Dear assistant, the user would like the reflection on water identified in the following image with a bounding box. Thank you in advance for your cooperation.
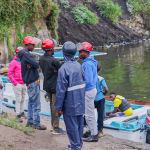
[95,41,150,101]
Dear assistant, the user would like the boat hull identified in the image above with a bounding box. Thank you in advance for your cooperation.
[103,128,146,143]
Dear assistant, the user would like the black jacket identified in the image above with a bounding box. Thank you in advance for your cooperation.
[18,50,39,85]
[39,53,61,94]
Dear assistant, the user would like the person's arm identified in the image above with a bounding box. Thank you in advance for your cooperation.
[55,67,68,114]
[25,53,39,69]
[101,79,108,95]
[7,61,18,86]
[83,63,93,87]
[106,107,118,116]
[53,59,61,70]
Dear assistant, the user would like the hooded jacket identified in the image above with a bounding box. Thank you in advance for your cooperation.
[7,55,25,86]
[18,50,39,85]
[82,56,98,91]
[39,53,61,94]
[55,55,85,116]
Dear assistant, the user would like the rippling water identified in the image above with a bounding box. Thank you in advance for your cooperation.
[95,41,150,101]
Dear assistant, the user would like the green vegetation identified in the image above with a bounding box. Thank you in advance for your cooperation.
[71,3,99,24]
[0,116,34,134]
[128,0,150,29]
[8,142,14,147]
[0,0,60,54]
[96,0,122,23]
[46,2,60,41]
[60,0,70,8]
[85,0,91,2]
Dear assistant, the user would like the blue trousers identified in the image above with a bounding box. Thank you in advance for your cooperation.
[63,114,84,150]
[94,98,105,132]
[27,82,41,125]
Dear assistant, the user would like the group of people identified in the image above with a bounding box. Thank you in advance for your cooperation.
[0,36,134,150]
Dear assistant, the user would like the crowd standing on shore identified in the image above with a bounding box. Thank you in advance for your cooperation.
[0,36,133,150]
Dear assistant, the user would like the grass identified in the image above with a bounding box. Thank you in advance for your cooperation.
[96,0,122,23]
[60,0,70,8]
[0,116,34,134]
[8,142,14,147]
[71,3,99,24]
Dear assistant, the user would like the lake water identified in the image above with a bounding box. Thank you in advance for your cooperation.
[1,41,150,101]
[94,41,150,101]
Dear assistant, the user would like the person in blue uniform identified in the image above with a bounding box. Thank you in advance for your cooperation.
[55,41,85,150]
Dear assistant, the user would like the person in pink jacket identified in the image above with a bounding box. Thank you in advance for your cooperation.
[8,47,27,122]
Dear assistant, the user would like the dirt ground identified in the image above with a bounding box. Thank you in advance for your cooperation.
[0,112,150,150]
[58,0,142,46]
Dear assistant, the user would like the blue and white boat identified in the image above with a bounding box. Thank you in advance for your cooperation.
[101,100,149,143]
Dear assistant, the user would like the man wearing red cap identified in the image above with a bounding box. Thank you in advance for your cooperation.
[18,36,46,130]
[39,39,66,134]
[8,47,26,122]
[78,42,98,142]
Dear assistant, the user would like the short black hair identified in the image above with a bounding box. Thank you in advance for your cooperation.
[109,92,116,95]
[97,63,101,72]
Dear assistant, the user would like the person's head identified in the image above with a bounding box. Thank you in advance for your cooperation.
[97,63,101,73]
[109,92,116,101]
[62,41,77,57]
[23,36,37,51]
[15,46,23,55]
[41,39,55,55]
[77,42,92,59]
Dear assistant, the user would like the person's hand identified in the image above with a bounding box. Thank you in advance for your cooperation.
[106,112,110,116]
[27,64,33,68]
[58,110,63,115]
[0,84,3,89]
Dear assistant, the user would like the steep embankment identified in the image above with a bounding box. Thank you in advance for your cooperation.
[58,0,142,46]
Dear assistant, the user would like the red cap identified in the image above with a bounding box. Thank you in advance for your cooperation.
[23,36,37,45]
[15,46,23,53]
[41,39,54,51]
[77,42,92,52]
[81,42,92,52]
[15,49,20,53]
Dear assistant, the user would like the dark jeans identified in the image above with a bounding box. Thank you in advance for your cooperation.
[94,98,105,132]
[64,114,84,150]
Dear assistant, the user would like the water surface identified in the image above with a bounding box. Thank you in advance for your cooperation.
[95,41,150,101]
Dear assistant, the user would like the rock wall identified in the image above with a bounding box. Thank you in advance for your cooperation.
[120,15,149,37]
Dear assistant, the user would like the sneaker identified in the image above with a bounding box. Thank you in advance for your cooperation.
[50,126,54,132]
[64,145,73,150]
[82,135,98,142]
[34,124,47,130]
[98,130,105,138]
[83,130,91,138]
[52,128,66,135]
[20,112,27,119]
[17,115,23,123]
[26,122,34,127]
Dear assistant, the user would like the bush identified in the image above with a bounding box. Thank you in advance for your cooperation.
[46,2,60,41]
[128,0,150,29]
[96,0,122,23]
[60,0,70,8]
[71,3,99,24]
